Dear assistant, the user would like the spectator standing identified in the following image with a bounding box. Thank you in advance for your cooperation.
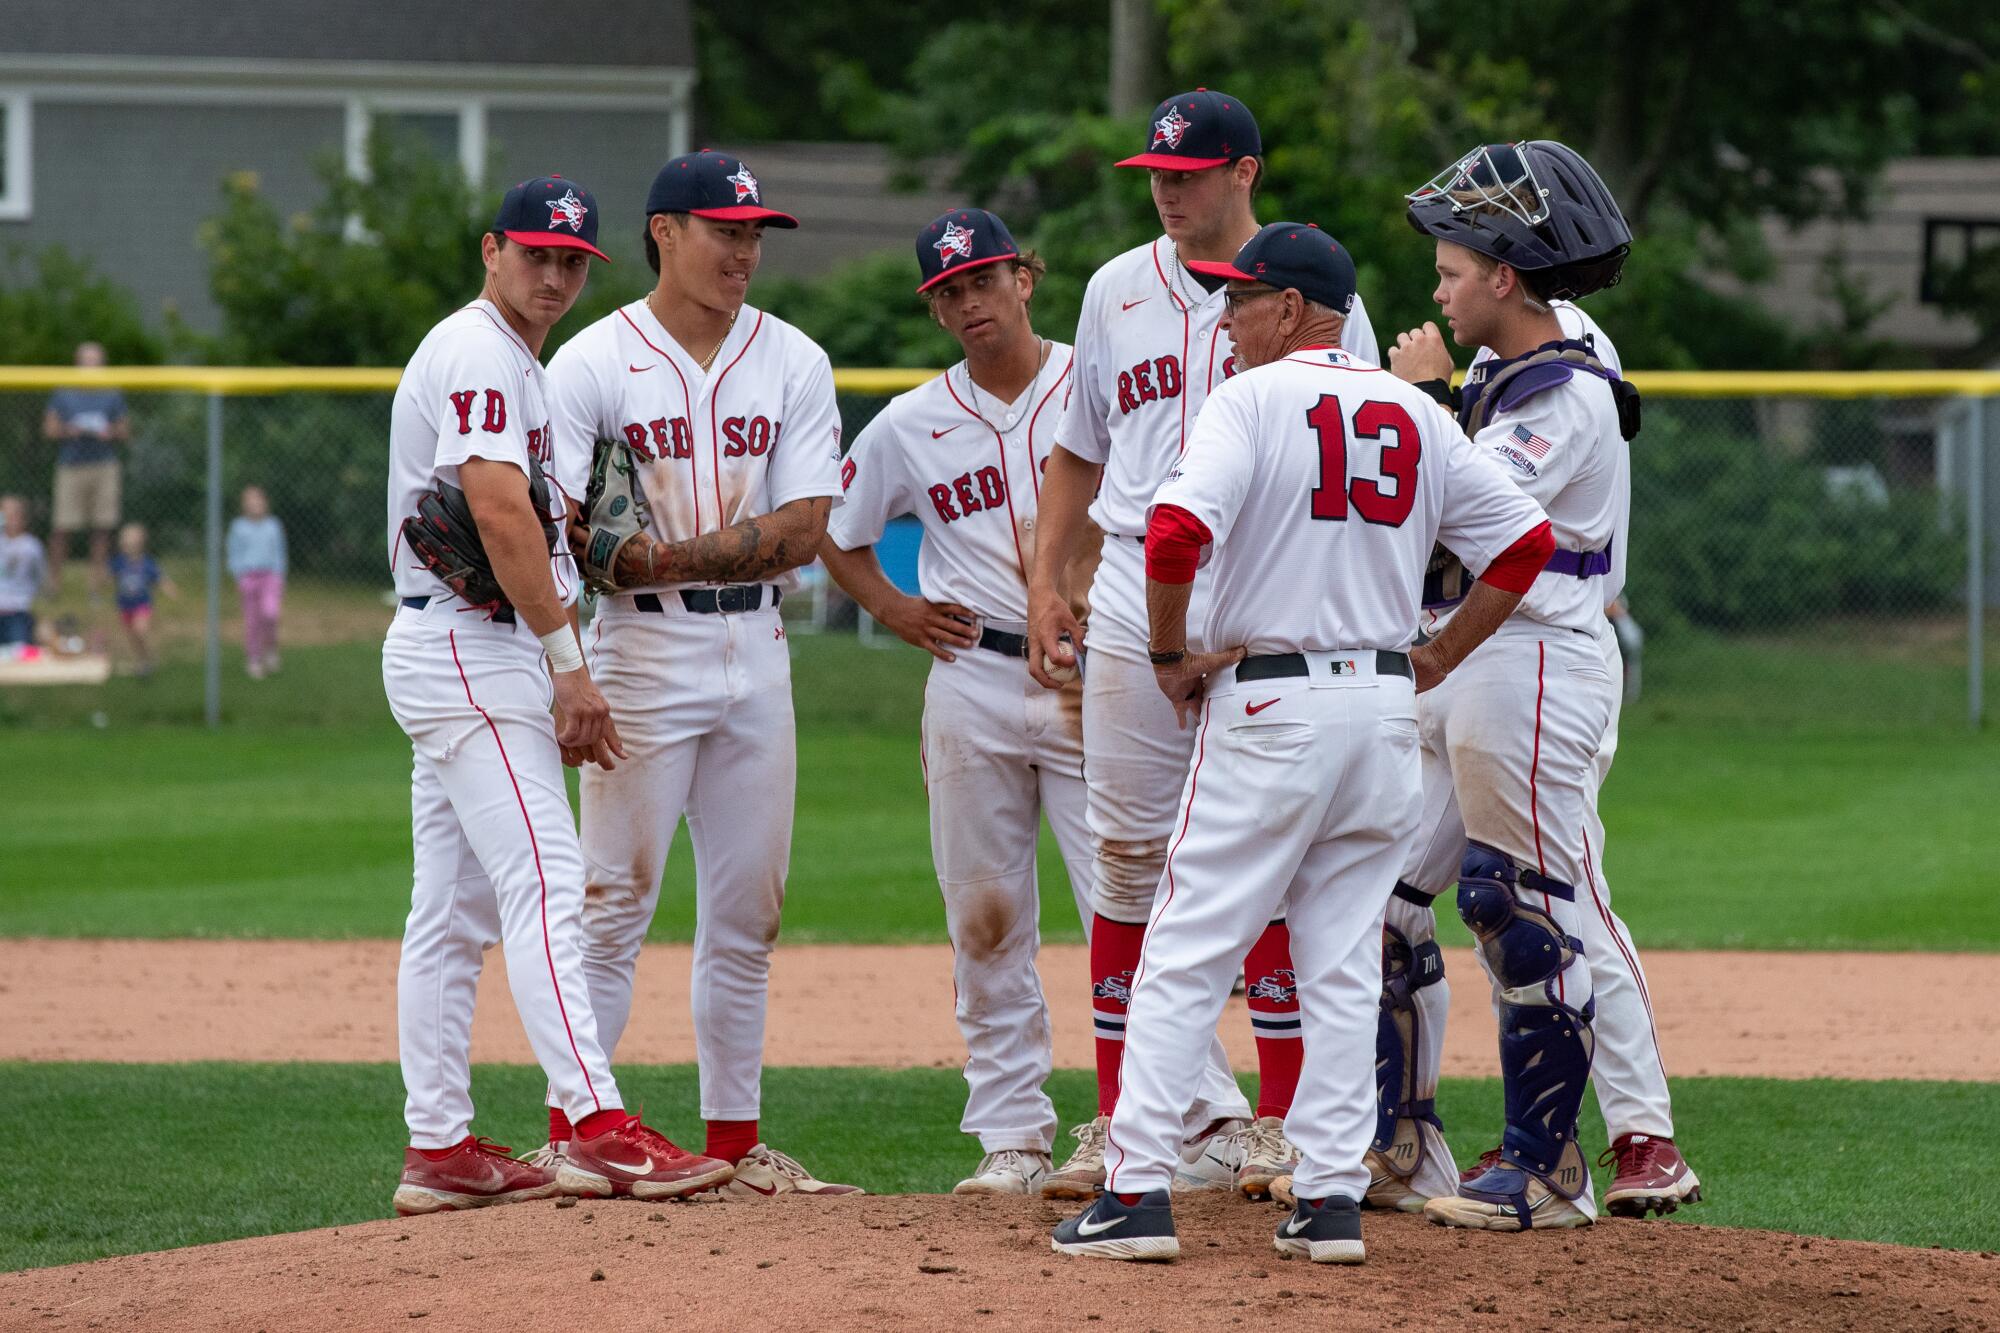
[108,522,174,677]
[43,342,131,595]
[0,495,47,648]
[228,484,288,678]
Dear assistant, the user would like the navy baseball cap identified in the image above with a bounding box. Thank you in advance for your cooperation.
[1185,221,1357,314]
[645,150,799,228]
[1116,88,1262,171]
[915,208,1021,293]
[494,175,611,261]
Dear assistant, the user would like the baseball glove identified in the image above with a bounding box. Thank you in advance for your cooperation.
[576,435,655,594]
[400,457,560,613]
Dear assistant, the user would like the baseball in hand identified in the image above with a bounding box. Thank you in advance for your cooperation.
[1042,653,1079,685]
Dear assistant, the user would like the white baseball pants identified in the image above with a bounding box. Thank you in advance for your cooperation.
[1103,657,1422,1200]
[384,602,621,1148]
[568,594,796,1121]
[922,633,1094,1153]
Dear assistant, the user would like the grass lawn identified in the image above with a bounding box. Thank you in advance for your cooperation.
[3,629,1997,948]
[2,1062,1995,1272]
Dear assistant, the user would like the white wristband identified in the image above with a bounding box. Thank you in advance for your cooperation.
[540,626,585,674]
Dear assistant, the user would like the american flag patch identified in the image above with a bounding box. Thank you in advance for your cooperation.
[1511,424,1552,459]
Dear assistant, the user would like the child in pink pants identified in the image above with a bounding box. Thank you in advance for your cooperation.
[226,485,287,678]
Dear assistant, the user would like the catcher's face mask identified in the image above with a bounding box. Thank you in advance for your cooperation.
[1407,143,1552,229]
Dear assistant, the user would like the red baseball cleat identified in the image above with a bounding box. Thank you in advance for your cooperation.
[1600,1134,1703,1217]
[558,1114,736,1201]
[393,1136,562,1216]
[1458,1145,1503,1184]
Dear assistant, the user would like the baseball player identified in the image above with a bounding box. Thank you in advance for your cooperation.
[1050,222,1555,1263]
[385,176,736,1216]
[538,150,859,1198]
[1366,141,1639,1232]
[819,208,1091,1196]
[1024,89,1382,1202]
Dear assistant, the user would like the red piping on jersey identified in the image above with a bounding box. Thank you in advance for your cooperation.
[1281,351,1383,373]
[1583,822,1668,1085]
[450,628,601,1113]
[1150,241,1196,457]
[471,303,537,365]
[1105,695,1211,1193]
[942,369,1029,586]
[617,305,699,532]
[707,310,766,532]
[1023,351,1074,503]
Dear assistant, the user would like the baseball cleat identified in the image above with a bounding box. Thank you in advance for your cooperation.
[1173,1117,1249,1193]
[393,1136,563,1216]
[1424,1161,1592,1232]
[558,1114,735,1201]
[1051,1189,1179,1261]
[515,1140,567,1170]
[701,1143,864,1199]
[1459,1145,1504,1184]
[1600,1134,1702,1217]
[1040,1115,1110,1200]
[1273,1194,1366,1264]
[1235,1116,1300,1200]
[1269,1173,1296,1208]
[1361,1147,1430,1213]
[954,1149,1052,1196]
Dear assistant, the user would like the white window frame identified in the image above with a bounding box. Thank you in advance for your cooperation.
[343,96,485,188]
[0,93,32,221]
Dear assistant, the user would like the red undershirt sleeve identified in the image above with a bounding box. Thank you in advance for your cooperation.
[1477,520,1556,594]
[1144,504,1213,584]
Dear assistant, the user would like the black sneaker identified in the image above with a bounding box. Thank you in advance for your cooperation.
[1274,1193,1365,1264]
[1050,1188,1179,1261]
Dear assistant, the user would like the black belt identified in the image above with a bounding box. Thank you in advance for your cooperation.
[401,594,513,625]
[978,626,1028,658]
[1236,650,1411,681]
[632,586,781,614]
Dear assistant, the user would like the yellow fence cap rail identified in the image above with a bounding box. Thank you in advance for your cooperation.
[0,366,402,394]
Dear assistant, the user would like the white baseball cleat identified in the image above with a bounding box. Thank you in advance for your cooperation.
[954,1149,1052,1196]
[701,1143,865,1199]
[1235,1116,1300,1200]
[1362,1147,1431,1213]
[1040,1116,1111,1200]
[1172,1118,1249,1192]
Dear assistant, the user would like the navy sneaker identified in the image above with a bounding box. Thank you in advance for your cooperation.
[1050,1188,1179,1261]
[1273,1193,1365,1264]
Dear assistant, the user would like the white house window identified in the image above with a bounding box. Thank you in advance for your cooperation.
[0,94,32,222]
[344,99,486,187]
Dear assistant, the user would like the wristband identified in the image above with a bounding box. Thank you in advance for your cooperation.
[540,626,585,674]
[1149,648,1187,667]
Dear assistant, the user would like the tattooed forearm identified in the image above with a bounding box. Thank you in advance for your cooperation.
[615,496,830,587]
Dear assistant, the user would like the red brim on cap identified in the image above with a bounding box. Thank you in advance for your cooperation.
[1182,258,1258,283]
[690,206,801,229]
[915,251,1020,294]
[1114,152,1232,170]
[503,230,613,262]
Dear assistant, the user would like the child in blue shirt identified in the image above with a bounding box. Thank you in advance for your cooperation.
[108,522,175,677]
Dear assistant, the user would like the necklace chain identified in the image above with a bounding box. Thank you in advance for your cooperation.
[962,339,1050,431]
[648,291,739,372]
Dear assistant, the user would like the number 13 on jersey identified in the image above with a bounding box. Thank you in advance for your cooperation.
[1307,394,1420,527]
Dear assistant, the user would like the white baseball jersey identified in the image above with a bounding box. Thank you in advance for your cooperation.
[546,299,844,593]
[1059,235,1380,539]
[1151,348,1548,656]
[387,300,579,605]
[827,343,1075,621]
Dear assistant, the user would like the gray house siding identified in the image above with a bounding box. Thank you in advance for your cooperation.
[4,101,341,331]
[486,109,684,268]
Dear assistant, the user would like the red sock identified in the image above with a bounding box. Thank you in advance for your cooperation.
[705,1119,759,1163]
[549,1107,573,1143]
[574,1108,627,1140]
[1114,1192,1147,1206]
[1244,919,1303,1120]
[414,1135,473,1162]
[1091,914,1147,1117]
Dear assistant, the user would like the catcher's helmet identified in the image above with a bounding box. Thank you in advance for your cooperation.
[1406,141,1630,300]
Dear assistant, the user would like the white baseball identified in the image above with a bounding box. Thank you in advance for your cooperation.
[1042,653,1079,685]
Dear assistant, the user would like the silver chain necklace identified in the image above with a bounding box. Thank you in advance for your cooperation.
[961,338,1051,433]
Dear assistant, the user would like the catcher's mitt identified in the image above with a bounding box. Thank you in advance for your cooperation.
[401,457,560,613]
[577,435,656,594]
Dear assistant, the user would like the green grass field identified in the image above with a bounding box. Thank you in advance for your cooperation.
[4,1063,1995,1272]
[2,630,1995,948]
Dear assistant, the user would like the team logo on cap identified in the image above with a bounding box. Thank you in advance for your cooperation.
[1152,107,1191,149]
[546,188,589,232]
[726,165,761,203]
[933,220,976,268]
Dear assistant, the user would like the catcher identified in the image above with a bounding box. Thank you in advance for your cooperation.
[385,174,743,1218]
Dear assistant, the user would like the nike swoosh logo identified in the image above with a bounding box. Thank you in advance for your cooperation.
[1246,698,1279,715]
[1283,1215,1313,1236]
[629,364,654,374]
[739,1179,777,1196]
[1076,1213,1128,1237]
[605,1154,653,1175]
[932,425,962,439]
[1122,299,1150,311]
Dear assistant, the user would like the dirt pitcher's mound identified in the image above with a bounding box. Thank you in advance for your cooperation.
[5,1195,1995,1333]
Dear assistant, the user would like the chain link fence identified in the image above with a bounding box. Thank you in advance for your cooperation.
[0,371,1991,729]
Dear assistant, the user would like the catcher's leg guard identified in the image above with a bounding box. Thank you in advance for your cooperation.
[1373,892,1446,1179]
[1453,841,1595,1226]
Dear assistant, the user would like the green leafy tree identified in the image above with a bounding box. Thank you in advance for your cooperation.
[0,246,162,366]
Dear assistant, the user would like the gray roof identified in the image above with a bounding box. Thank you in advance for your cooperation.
[6,0,693,69]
